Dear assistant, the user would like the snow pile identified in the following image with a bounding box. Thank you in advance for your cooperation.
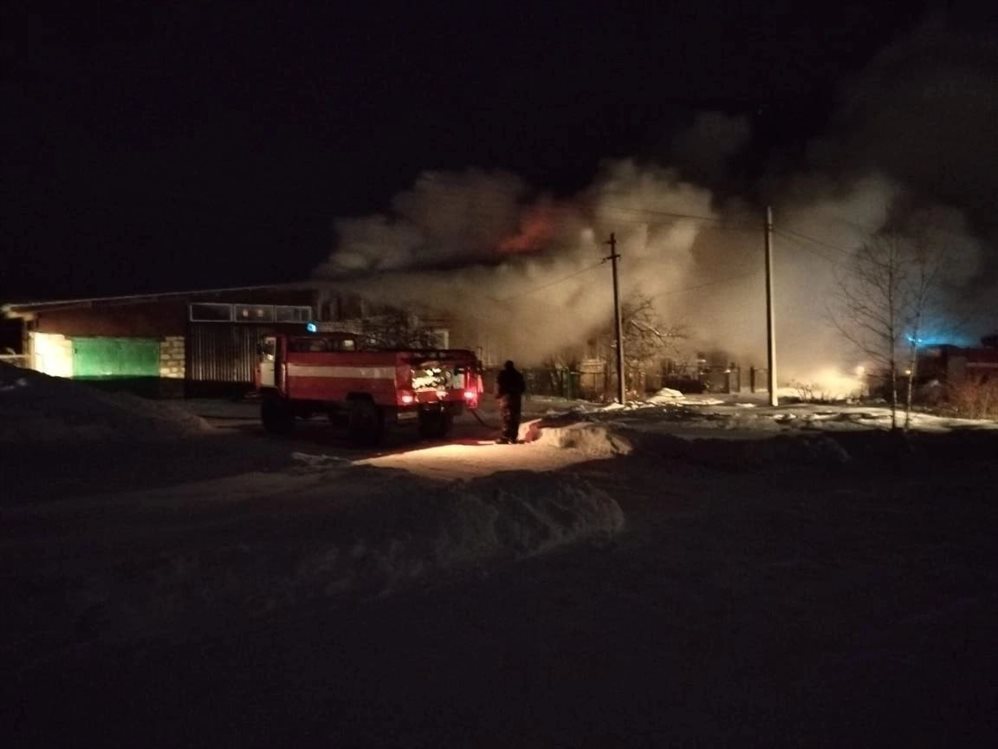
[773,406,998,433]
[585,427,853,469]
[531,394,998,444]
[0,363,211,443]
[645,387,685,404]
[524,418,634,456]
[723,433,853,467]
[512,396,995,472]
[5,470,624,654]
[295,471,625,592]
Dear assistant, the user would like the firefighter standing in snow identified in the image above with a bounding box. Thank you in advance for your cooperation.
[495,360,526,443]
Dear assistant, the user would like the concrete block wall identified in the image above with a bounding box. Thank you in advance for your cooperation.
[159,336,186,379]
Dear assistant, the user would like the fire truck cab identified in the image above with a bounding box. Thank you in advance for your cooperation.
[255,329,482,446]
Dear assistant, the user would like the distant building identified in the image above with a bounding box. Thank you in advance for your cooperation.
[1,284,467,396]
[917,335,998,384]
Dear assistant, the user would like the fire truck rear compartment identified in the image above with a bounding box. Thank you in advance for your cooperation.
[409,361,470,391]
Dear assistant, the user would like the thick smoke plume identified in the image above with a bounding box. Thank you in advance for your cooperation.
[314,16,997,388]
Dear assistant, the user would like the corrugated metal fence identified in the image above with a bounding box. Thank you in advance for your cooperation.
[186,324,260,384]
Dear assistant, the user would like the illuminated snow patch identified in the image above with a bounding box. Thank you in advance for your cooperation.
[645,388,685,404]
[525,420,634,456]
[290,452,351,471]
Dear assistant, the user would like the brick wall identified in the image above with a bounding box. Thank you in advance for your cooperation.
[159,336,186,379]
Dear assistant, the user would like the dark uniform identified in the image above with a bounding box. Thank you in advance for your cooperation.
[495,360,526,443]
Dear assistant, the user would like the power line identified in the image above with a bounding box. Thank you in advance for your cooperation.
[494,260,761,305]
[820,213,880,235]
[596,206,759,232]
[381,179,725,223]
[597,204,759,230]
[492,261,605,302]
[595,204,725,223]
[650,270,763,299]
[772,233,847,266]
[774,227,856,257]
[822,210,998,246]
[776,236,842,265]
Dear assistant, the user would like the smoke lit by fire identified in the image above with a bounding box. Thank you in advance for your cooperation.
[313,18,998,391]
[497,201,561,255]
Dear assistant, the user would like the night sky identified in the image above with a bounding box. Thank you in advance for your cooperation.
[0,1,982,301]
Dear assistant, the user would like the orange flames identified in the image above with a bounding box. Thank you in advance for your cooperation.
[498,202,560,255]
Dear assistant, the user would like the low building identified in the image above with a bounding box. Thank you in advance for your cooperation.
[2,284,469,397]
[917,335,998,384]
[3,285,322,396]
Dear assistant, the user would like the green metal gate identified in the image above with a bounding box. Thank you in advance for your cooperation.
[72,337,160,378]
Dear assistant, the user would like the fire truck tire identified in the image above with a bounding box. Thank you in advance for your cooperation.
[261,398,295,434]
[348,400,383,446]
[418,410,452,439]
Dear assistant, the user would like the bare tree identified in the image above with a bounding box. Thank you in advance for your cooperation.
[597,294,687,398]
[899,235,945,428]
[361,309,443,349]
[832,230,944,430]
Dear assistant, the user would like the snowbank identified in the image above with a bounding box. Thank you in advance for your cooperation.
[4,469,624,655]
[524,395,996,469]
[637,431,853,468]
[524,418,634,457]
[531,393,998,443]
[302,471,625,589]
[645,387,685,404]
[522,408,851,467]
[0,363,211,443]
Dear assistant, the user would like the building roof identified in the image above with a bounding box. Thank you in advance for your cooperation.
[2,282,315,317]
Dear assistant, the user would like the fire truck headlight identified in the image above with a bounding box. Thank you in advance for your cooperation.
[400,393,415,405]
[464,390,477,400]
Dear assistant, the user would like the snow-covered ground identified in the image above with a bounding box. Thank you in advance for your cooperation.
[1,370,624,663]
[0,362,211,443]
[535,387,998,439]
[3,371,997,746]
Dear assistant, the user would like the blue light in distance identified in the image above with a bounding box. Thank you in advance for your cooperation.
[905,323,975,348]
[306,321,318,333]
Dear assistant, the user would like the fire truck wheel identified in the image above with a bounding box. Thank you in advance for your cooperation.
[348,400,383,446]
[418,410,452,439]
[261,398,295,435]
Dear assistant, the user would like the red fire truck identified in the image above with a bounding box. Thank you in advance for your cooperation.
[255,329,482,445]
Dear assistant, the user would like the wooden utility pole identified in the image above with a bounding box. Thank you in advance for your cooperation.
[765,206,778,406]
[606,232,626,405]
